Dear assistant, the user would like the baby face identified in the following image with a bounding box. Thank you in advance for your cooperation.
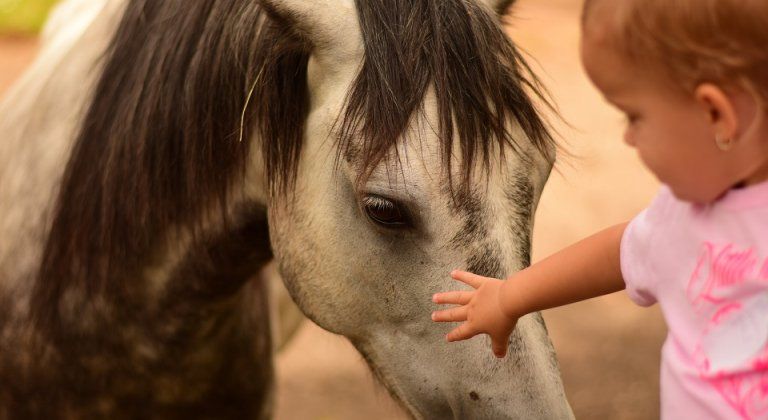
[579,21,746,204]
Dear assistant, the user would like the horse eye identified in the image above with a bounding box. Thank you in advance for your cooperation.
[362,195,410,228]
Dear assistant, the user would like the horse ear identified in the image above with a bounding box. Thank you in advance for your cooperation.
[259,0,359,56]
[480,0,517,16]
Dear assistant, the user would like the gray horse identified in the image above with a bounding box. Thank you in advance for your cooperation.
[0,0,573,418]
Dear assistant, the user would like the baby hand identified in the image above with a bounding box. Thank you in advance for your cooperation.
[431,270,519,358]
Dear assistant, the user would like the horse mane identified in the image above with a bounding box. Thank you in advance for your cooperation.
[33,0,309,325]
[33,0,554,325]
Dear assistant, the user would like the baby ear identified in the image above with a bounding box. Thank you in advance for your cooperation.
[258,0,360,57]
[695,83,740,148]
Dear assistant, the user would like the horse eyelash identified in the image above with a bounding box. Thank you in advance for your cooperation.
[362,195,394,210]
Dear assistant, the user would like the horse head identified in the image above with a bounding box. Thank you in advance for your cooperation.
[260,0,572,417]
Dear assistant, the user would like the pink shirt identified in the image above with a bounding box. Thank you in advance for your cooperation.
[621,183,768,420]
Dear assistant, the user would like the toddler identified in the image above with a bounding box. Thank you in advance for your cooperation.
[432,0,768,418]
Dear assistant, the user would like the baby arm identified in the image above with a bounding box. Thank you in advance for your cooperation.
[432,222,628,358]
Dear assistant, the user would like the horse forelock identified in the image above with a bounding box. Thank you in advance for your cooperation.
[33,0,554,327]
[339,0,555,197]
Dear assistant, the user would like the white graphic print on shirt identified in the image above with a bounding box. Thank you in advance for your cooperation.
[687,241,768,419]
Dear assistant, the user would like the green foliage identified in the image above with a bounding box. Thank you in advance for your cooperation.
[0,0,59,34]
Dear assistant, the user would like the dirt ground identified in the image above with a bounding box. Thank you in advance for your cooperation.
[0,1,666,418]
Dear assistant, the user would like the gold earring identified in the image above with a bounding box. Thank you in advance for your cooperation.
[715,133,734,151]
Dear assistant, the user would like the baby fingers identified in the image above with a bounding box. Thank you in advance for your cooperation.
[446,323,478,342]
[450,270,489,289]
[432,291,474,305]
[431,306,468,323]
[491,337,509,358]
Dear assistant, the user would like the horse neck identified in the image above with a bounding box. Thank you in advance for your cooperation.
[0,2,276,413]
[0,0,273,350]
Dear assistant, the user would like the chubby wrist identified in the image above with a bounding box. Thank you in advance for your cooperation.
[498,272,530,320]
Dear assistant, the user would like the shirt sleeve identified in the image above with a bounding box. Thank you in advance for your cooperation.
[620,187,674,307]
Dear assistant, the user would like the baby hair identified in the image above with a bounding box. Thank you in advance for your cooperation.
[582,0,768,104]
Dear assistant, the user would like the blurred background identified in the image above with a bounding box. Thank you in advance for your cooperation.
[0,0,666,418]
[0,0,57,34]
